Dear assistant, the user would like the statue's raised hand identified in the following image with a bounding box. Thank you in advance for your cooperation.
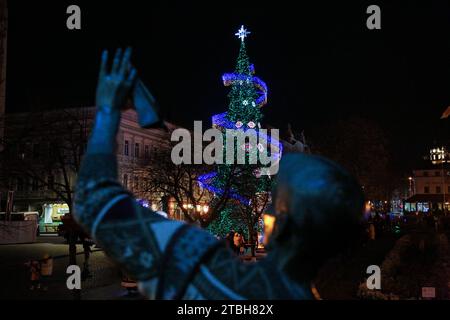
[96,48,137,114]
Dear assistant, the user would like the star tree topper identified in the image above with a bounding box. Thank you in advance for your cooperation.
[235,25,251,42]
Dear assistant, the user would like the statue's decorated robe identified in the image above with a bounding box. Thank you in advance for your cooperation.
[74,154,312,300]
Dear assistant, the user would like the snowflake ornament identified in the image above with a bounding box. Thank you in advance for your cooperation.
[247,121,256,128]
[235,121,243,128]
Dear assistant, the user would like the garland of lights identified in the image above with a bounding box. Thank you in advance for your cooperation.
[198,171,251,205]
[222,68,268,107]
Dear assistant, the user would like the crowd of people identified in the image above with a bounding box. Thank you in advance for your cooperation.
[365,209,450,242]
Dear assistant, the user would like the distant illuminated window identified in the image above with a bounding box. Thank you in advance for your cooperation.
[404,203,411,212]
[417,203,430,213]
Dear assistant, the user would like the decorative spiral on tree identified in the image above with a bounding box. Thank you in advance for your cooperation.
[198,71,282,204]
[222,64,268,108]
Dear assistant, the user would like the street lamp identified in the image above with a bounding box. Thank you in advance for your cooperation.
[408,176,413,197]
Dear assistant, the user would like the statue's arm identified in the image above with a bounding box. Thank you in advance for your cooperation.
[73,48,170,282]
[73,49,220,299]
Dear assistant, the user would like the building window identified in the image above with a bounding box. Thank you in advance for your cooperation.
[435,171,441,177]
[404,202,411,212]
[123,174,128,188]
[448,186,450,194]
[417,202,430,212]
[135,143,140,158]
[124,140,129,156]
[424,186,430,194]
[423,171,429,177]
[436,186,441,194]
[144,145,149,159]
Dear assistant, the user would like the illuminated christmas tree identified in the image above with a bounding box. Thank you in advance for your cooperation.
[201,26,280,246]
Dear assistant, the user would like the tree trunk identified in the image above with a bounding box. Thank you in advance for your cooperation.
[248,225,256,257]
[68,231,77,265]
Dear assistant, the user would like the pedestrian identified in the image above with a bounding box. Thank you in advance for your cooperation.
[239,233,246,256]
[434,214,439,232]
[385,214,391,233]
[121,272,138,296]
[82,238,93,280]
[25,259,41,290]
[368,222,376,241]
[233,232,241,255]
[374,212,382,236]
[225,231,235,252]
[253,231,259,250]
[40,254,53,291]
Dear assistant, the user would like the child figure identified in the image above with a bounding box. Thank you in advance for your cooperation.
[25,259,41,290]
[40,254,54,291]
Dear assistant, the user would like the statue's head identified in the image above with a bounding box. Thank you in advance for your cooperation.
[265,153,364,279]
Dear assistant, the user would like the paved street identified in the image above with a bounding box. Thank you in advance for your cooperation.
[0,235,125,300]
[0,235,267,300]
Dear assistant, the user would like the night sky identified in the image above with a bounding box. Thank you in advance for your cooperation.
[5,0,450,173]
